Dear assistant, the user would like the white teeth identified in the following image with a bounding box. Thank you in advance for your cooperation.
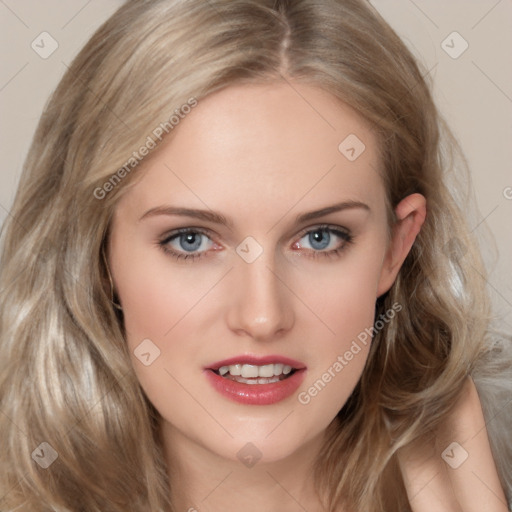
[229,364,242,376]
[259,364,275,378]
[273,363,284,375]
[217,363,295,378]
[229,376,281,385]
[259,376,279,384]
[241,365,259,378]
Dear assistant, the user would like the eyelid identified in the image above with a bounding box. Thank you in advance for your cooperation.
[161,226,214,238]
[294,222,351,239]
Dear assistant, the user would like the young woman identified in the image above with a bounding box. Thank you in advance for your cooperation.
[0,1,510,511]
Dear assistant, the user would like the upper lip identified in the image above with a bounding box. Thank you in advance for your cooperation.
[206,354,306,371]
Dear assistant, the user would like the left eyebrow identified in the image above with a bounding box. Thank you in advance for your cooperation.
[294,201,370,224]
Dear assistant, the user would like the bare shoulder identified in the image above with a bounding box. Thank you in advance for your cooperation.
[398,377,509,512]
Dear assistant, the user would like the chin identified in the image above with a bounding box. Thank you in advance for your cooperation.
[211,419,322,466]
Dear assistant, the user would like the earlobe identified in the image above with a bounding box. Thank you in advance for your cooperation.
[376,193,427,297]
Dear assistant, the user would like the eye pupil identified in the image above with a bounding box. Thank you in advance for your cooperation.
[180,233,202,252]
[309,229,330,250]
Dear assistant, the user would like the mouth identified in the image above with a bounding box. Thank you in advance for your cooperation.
[204,355,306,405]
[212,362,297,385]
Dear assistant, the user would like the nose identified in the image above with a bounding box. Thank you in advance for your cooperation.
[225,252,295,342]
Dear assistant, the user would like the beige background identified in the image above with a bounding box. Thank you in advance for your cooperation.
[0,0,511,330]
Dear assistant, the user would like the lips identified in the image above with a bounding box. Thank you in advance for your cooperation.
[204,354,307,405]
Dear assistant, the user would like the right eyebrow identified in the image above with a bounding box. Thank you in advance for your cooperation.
[139,206,233,228]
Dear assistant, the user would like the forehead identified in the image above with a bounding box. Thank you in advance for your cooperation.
[116,82,386,223]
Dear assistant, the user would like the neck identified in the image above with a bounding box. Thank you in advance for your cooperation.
[160,421,330,512]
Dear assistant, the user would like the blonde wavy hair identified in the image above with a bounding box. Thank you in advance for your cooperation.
[1,0,510,511]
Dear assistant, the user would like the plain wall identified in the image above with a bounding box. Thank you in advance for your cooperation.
[0,0,511,329]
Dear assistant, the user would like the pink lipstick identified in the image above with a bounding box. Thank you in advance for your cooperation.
[204,355,306,405]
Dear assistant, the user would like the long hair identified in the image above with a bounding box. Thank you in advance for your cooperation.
[0,1,509,510]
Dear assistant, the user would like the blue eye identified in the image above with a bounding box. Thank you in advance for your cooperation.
[304,229,333,250]
[174,232,206,252]
[158,225,353,262]
[159,228,214,260]
[293,225,353,259]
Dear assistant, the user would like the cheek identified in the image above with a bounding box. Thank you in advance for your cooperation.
[113,243,219,347]
[296,243,385,343]
[293,247,385,413]
[113,258,216,418]
[112,244,230,397]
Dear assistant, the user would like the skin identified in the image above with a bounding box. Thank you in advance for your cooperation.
[107,83,505,511]
[398,377,509,512]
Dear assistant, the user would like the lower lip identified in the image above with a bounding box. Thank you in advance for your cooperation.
[204,369,306,405]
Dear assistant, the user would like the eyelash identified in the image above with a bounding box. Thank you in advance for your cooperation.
[157,224,354,262]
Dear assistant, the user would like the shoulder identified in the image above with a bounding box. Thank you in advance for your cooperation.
[472,334,512,510]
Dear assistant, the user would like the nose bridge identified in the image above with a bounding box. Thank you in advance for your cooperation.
[226,246,294,340]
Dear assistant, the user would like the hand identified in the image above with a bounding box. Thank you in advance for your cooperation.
[397,377,509,511]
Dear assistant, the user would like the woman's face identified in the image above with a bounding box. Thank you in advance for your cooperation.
[108,82,407,465]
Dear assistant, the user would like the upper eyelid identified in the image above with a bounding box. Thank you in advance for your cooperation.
[296,223,350,237]
[160,226,213,240]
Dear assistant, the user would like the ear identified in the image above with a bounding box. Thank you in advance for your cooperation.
[376,193,426,297]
